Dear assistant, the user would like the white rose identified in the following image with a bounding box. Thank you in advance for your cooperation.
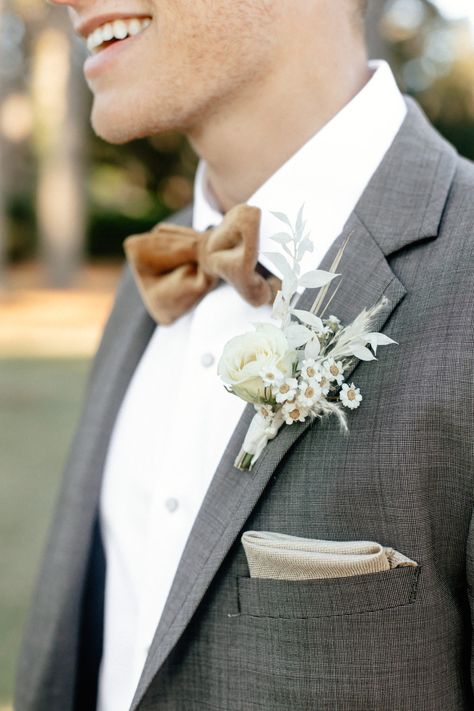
[218,323,296,404]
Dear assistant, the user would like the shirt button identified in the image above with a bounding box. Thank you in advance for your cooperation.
[201,352,215,368]
[165,497,179,513]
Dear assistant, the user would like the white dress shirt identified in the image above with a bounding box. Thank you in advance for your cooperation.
[97,60,407,711]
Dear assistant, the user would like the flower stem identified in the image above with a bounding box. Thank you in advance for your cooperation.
[234,451,254,471]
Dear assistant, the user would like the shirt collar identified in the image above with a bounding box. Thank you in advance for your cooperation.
[193,60,407,274]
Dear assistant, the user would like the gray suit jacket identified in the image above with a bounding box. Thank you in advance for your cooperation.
[15,99,474,710]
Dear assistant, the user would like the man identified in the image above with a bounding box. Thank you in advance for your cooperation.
[15,1,474,709]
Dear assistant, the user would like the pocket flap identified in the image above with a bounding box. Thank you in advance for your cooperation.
[237,566,421,618]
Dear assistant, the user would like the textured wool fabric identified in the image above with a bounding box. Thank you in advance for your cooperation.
[241,531,418,580]
[124,203,280,325]
[15,99,474,711]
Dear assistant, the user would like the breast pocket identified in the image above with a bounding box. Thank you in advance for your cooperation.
[231,567,427,710]
[237,565,421,618]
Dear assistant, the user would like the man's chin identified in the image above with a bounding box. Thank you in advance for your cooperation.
[90,104,141,145]
[89,93,197,144]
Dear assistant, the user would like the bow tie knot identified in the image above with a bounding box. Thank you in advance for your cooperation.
[124,204,281,325]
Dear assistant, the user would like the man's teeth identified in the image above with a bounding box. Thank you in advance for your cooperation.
[87,17,151,52]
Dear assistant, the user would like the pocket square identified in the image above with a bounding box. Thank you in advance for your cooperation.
[241,531,418,580]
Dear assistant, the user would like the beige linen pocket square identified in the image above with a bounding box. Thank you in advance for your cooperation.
[241,531,418,580]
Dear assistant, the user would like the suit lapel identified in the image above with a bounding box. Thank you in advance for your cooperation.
[132,99,458,710]
[66,288,155,558]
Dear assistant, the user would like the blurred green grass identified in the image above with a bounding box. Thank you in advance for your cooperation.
[0,358,90,705]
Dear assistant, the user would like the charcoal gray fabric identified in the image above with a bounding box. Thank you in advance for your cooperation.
[15,99,474,710]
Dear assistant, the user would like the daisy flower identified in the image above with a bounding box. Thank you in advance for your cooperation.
[259,363,285,387]
[340,382,362,410]
[323,357,345,385]
[298,380,322,407]
[256,404,274,419]
[273,377,298,404]
[300,358,321,382]
[282,399,309,425]
[325,315,341,331]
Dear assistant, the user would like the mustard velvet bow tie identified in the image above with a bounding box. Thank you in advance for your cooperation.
[124,204,281,325]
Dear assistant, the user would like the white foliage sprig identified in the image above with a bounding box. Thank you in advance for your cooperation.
[267,205,338,335]
[326,298,397,362]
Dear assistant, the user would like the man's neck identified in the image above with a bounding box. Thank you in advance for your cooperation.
[187,45,370,213]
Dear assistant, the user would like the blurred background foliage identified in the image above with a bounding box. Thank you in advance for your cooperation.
[0,0,473,287]
[367,0,474,158]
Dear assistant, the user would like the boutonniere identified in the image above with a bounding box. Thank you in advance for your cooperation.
[217,208,397,471]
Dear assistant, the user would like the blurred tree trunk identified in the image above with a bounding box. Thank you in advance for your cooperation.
[0,139,6,289]
[32,8,88,287]
[0,0,8,289]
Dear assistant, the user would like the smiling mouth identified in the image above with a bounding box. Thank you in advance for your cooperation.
[86,17,152,54]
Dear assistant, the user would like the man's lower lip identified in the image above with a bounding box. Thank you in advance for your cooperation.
[84,33,141,79]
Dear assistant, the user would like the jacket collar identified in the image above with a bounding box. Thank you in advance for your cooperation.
[354,96,456,255]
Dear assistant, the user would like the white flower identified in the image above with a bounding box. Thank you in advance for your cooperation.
[259,362,285,387]
[323,357,345,385]
[340,382,362,410]
[282,398,310,425]
[300,358,321,381]
[255,403,274,419]
[218,323,296,404]
[325,314,341,330]
[298,379,322,407]
[273,377,299,403]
